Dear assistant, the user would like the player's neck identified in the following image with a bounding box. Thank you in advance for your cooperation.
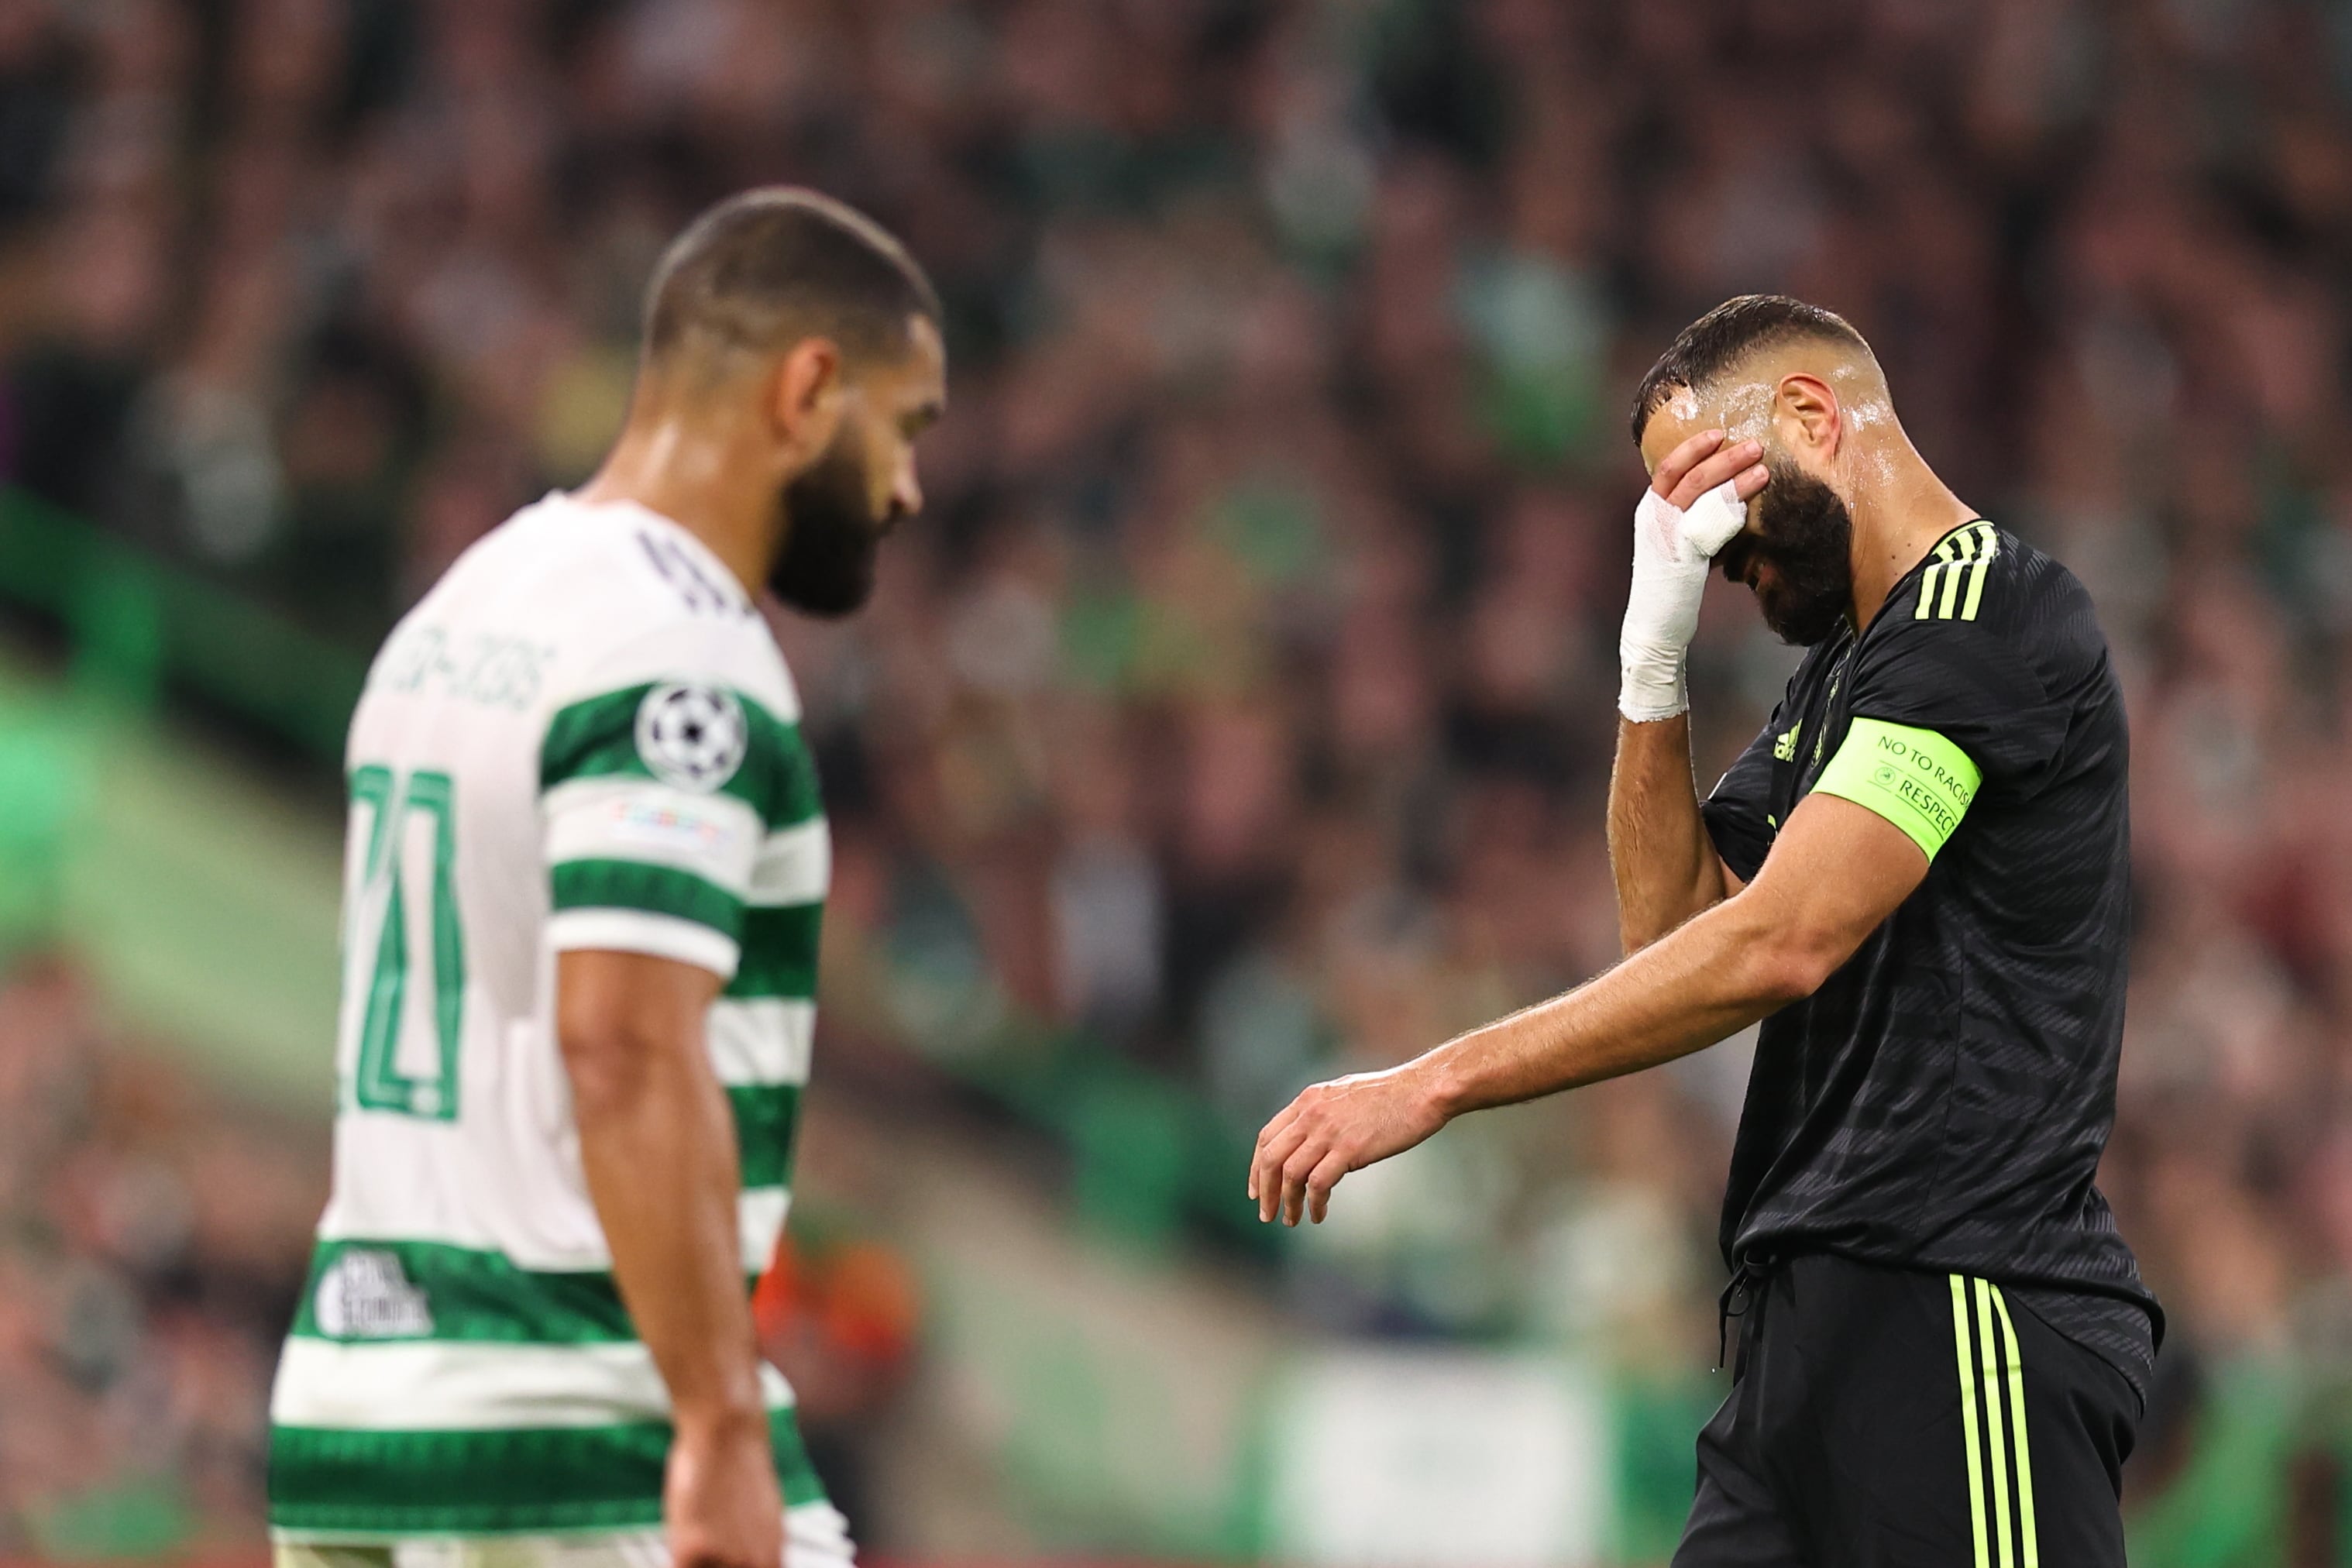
[576,412,775,596]
[1846,449,1977,632]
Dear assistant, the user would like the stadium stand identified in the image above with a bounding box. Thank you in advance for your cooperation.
[2,0,2351,1559]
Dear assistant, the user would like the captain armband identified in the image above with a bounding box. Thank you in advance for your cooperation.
[1810,717,1982,861]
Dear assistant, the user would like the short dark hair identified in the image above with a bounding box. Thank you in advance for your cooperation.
[642,187,941,374]
[1629,294,1871,444]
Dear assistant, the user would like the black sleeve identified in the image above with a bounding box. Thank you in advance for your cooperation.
[1843,612,2066,792]
[1701,714,1780,884]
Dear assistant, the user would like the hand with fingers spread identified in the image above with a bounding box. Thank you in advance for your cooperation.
[1620,429,1771,721]
[1248,1062,1453,1227]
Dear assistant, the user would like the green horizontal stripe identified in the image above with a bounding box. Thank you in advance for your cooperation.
[540,684,820,830]
[290,1240,768,1346]
[726,903,823,999]
[269,1408,826,1534]
[551,858,743,937]
[292,1240,631,1344]
[731,1085,802,1188]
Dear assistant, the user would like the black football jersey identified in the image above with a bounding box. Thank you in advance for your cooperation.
[1700,520,2160,1391]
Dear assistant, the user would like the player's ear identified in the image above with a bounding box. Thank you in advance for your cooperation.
[769,339,844,459]
[1776,373,1840,458]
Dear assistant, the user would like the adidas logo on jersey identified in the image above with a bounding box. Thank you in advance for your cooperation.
[313,1248,435,1339]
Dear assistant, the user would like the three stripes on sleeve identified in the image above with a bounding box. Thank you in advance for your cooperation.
[1917,521,1999,622]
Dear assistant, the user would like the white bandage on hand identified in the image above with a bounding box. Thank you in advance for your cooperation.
[1618,479,1749,722]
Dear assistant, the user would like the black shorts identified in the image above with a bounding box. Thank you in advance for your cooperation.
[1674,1253,2141,1568]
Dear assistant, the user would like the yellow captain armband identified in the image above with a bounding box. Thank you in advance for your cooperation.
[1810,717,1982,861]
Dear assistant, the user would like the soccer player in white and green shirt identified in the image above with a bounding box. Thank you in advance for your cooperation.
[265,188,945,1568]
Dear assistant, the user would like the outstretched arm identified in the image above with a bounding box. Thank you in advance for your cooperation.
[1248,792,1928,1226]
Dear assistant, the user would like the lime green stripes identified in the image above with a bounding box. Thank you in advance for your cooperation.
[540,683,821,829]
[1952,1275,2039,1568]
[1951,1277,1989,1568]
[1961,527,1999,621]
[1977,1281,2014,1568]
[1991,1288,2039,1568]
[1938,528,1974,620]
[1917,521,1999,621]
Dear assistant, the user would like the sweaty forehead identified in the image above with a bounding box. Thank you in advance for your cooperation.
[1638,376,1783,472]
[1638,386,1707,473]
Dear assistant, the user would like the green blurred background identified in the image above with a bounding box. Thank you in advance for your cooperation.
[2,0,2351,1560]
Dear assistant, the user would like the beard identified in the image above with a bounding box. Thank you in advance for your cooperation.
[769,434,886,617]
[1716,467,1855,646]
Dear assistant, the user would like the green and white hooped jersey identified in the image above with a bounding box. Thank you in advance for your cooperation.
[268,494,830,1539]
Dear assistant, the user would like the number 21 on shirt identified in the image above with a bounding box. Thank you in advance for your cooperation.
[342,765,465,1119]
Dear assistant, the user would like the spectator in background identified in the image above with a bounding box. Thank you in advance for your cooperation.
[2,0,2351,1555]
[0,958,315,1553]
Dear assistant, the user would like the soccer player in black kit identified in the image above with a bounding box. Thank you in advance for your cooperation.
[1249,295,2158,1567]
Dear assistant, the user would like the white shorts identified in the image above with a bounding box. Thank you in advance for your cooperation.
[273,1501,856,1568]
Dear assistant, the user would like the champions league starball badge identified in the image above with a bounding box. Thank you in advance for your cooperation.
[634,682,751,792]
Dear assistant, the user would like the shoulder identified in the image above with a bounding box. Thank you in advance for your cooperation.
[519,500,798,724]
[1900,524,2095,641]
[1844,525,2115,786]
[1882,524,2106,689]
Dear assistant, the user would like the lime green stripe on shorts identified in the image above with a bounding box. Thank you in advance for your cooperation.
[1951,1275,2039,1568]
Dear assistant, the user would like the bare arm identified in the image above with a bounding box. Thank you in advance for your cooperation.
[558,949,781,1568]
[1608,428,1770,949]
[1608,713,1742,952]
[1429,793,1917,1111]
[1251,793,1929,1223]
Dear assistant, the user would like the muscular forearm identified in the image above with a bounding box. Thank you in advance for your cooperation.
[1608,714,1731,952]
[1252,874,1823,1225]
[1424,885,1805,1117]
[1421,796,1926,1119]
[572,1034,765,1436]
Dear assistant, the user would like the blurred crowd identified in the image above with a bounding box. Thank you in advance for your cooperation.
[0,961,314,1553]
[0,946,927,1556]
[7,0,2352,1555]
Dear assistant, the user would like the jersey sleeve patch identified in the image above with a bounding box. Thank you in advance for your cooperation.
[543,780,760,877]
[635,683,749,792]
[541,683,820,830]
[1811,716,1982,861]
